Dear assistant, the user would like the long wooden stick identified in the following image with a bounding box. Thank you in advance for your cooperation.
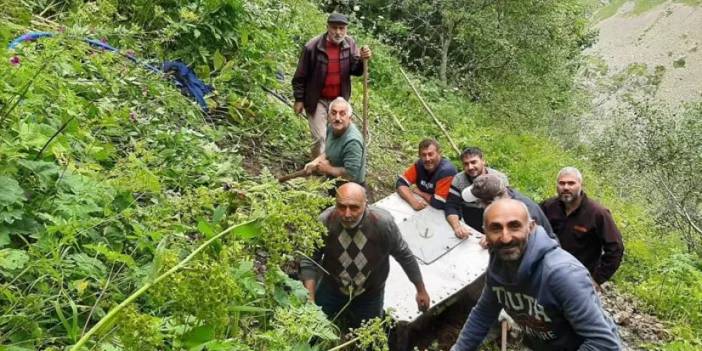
[277,169,307,183]
[362,58,370,149]
[399,67,461,156]
[501,320,508,351]
[388,109,405,132]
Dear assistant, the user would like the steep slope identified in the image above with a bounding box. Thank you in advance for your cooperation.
[591,1,702,103]
[578,0,702,141]
[571,2,702,349]
[1,0,698,350]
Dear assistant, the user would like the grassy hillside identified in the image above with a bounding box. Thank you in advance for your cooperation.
[1,0,701,350]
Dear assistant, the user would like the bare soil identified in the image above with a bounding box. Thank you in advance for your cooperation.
[405,283,670,351]
[589,1,702,105]
[578,1,702,142]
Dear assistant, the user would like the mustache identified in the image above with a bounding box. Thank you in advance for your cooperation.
[489,242,520,254]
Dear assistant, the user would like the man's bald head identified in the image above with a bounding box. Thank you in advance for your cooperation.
[335,183,367,228]
[336,182,367,203]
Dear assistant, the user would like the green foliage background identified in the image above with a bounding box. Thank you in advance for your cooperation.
[0,0,700,350]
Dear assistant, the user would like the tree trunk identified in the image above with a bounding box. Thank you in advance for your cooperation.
[439,22,453,85]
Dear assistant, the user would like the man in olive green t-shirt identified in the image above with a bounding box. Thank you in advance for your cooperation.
[304,97,365,184]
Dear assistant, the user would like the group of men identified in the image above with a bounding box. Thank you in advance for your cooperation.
[292,13,625,351]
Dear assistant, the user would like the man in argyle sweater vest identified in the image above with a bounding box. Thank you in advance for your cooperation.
[300,183,431,328]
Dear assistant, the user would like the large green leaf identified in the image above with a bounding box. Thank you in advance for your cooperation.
[83,243,136,268]
[181,324,215,351]
[18,160,60,190]
[15,122,54,149]
[197,219,215,238]
[231,221,260,240]
[0,232,9,248]
[213,50,226,71]
[0,248,29,273]
[0,208,23,224]
[0,216,41,247]
[212,205,226,223]
[0,175,25,208]
[67,253,107,279]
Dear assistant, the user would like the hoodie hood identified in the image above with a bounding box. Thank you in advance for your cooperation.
[488,226,559,286]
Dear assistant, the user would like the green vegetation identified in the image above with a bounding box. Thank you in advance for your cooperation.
[592,0,630,22]
[632,0,669,14]
[673,56,687,67]
[1,0,701,350]
[577,2,702,345]
[332,0,595,131]
[0,1,347,349]
[593,102,702,341]
[593,0,702,22]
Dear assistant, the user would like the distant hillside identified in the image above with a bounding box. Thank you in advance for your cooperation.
[574,0,702,144]
[589,0,702,105]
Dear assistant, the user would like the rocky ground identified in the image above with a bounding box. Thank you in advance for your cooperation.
[599,283,671,350]
[406,282,670,351]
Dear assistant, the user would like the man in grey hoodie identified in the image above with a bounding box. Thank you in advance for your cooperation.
[451,199,621,351]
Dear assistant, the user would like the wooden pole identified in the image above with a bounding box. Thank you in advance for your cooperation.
[362,57,370,175]
[399,67,461,156]
[501,320,508,351]
[387,109,405,132]
[362,58,370,149]
[277,169,307,183]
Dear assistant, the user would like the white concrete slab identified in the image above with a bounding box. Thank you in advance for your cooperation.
[375,193,490,322]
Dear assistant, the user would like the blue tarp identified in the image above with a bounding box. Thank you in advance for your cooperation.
[162,61,213,110]
[9,32,213,111]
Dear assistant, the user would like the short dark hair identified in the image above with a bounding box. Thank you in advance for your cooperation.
[461,147,483,160]
[418,138,440,153]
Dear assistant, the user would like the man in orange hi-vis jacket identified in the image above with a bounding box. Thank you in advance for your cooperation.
[396,139,457,211]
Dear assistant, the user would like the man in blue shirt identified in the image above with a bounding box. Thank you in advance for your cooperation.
[396,139,457,210]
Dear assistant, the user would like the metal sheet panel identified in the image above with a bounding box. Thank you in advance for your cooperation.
[375,193,483,264]
[375,193,490,322]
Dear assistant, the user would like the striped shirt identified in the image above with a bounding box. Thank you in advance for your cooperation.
[396,158,457,209]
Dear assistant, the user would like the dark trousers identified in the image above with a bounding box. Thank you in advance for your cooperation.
[315,278,384,329]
